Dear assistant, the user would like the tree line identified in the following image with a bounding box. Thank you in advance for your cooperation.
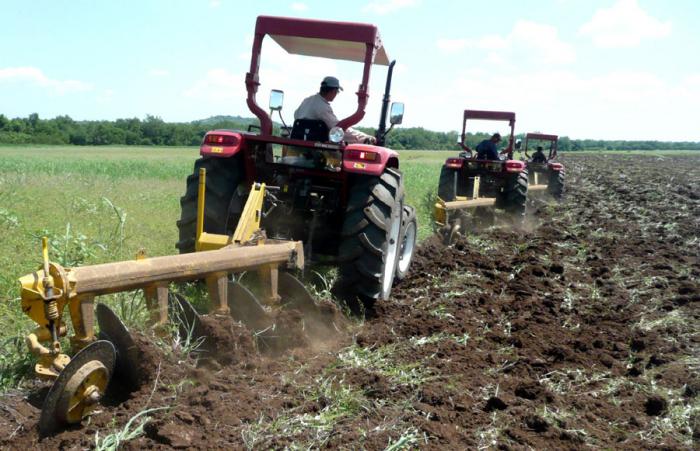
[1,113,698,151]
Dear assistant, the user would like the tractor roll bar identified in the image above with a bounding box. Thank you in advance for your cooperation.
[246,16,390,136]
[524,132,559,159]
[460,110,516,159]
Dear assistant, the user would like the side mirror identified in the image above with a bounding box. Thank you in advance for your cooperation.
[269,89,284,111]
[515,140,522,150]
[389,102,404,125]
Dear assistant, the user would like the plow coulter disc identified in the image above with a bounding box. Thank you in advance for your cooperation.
[96,304,140,392]
[445,222,461,246]
[277,271,335,339]
[168,293,207,351]
[236,271,337,346]
[39,340,116,437]
[228,281,270,332]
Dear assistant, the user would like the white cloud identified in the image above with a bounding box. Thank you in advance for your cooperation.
[209,0,221,8]
[436,38,467,53]
[436,69,699,140]
[510,21,575,64]
[0,66,92,94]
[290,2,308,11]
[437,20,574,64]
[148,68,170,77]
[579,0,671,48]
[362,0,419,15]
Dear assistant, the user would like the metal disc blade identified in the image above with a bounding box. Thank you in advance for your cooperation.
[96,304,140,391]
[446,222,461,245]
[228,281,270,332]
[278,271,337,341]
[278,271,318,314]
[168,293,207,347]
[39,340,116,437]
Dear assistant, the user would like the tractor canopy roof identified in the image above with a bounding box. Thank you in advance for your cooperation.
[525,132,558,142]
[464,110,516,124]
[256,15,390,65]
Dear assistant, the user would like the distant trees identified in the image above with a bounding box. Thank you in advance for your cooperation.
[0,113,698,151]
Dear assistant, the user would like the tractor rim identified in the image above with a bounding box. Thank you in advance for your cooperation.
[381,207,402,298]
[397,221,416,274]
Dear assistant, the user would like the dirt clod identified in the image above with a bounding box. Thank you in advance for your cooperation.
[644,396,668,416]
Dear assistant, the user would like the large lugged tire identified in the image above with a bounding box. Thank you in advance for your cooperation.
[176,156,243,253]
[338,168,404,306]
[548,169,565,199]
[498,170,528,221]
[438,166,458,201]
[395,205,417,280]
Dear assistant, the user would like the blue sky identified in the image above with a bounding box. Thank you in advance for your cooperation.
[1,0,698,140]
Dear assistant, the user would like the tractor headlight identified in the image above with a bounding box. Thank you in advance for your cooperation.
[329,126,344,143]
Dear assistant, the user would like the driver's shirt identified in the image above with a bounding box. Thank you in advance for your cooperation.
[531,152,547,163]
[294,93,372,144]
[476,139,500,160]
[294,94,338,130]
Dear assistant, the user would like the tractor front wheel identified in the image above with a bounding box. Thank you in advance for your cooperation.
[338,168,404,309]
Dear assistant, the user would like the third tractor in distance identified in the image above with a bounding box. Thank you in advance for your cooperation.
[521,132,565,198]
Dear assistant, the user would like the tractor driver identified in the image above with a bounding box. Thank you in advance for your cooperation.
[294,76,377,145]
[475,133,503,160]
[531,145,547,163]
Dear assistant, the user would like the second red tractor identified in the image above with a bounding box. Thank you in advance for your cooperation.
[434,110,528,243]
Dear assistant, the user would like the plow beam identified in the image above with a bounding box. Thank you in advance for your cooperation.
[20,241,303,301]
[439,197,497,210]
[64,242,302,296]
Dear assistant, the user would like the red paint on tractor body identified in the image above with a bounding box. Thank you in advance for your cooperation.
[343,143,398,176]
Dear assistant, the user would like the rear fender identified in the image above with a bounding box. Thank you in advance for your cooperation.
[444,157,465,169]
[200,130,244,158]
[504,160,525,173]
[342,144,399,176]
[548,162,564,171]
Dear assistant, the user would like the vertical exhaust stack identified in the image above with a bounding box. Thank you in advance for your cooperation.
[376,60,396,147]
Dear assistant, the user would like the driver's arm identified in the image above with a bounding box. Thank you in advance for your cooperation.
[318,101,340,130]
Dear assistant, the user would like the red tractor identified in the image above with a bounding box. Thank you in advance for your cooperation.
[176,16,416,307]
[434,110,527,243]
[521,132,565,198]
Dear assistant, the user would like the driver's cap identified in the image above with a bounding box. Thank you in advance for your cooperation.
[321,76,343,91]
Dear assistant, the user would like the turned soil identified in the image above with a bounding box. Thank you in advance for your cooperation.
[1,154,698,449]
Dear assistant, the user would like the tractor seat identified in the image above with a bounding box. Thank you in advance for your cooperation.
[290,119,329,142]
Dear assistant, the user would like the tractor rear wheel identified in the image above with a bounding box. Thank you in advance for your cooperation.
[176,156,243,253]
[498,170,528,222]
[338,168,404,308]
[438,166,458,201]
[548,170,565,199]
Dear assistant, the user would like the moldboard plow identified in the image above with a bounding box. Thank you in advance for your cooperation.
[16,168,331,436]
